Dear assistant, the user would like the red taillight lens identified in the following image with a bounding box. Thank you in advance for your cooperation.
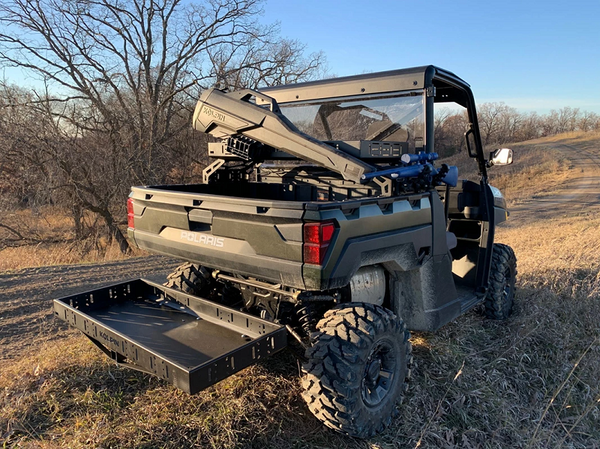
[304,223,321,244]
[321,223,335,242]
[303,221,335,265]
[127,197,135,229]
[304,244,323,265]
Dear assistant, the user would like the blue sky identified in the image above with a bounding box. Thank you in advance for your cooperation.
[2,0,598,115]
[262,0,600,114]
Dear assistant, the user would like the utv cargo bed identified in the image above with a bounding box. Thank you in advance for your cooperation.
[53,279,287,393]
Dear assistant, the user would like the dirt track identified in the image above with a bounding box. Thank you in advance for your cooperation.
[0,256,180,360]
[508,144,600,222]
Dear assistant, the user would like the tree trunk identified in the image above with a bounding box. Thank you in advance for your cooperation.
[71,203,84,240]
[111,224,131,254]
[96,207,131,254]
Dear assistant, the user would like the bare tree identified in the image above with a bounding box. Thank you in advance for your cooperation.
[0,0,325,252]
[0,82,70,247]
[477,102,520,146]
[434,109,468,156]
[435,102,599,158]
[209,37,326,90]
[579,111,600,132]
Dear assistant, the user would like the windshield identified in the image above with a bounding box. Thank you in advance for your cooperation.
[279,91,425,152]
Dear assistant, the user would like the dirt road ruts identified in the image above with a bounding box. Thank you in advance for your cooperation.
[0,256,180,360]
[508,144,600,222]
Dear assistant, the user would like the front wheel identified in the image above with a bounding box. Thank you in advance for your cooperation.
[301,303,412,438]
[485,243,517,320]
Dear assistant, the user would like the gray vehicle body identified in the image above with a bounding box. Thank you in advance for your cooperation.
[127,65,508,332]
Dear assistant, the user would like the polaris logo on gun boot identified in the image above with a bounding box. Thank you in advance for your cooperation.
[180,231,225,248]
[202,106,226,122]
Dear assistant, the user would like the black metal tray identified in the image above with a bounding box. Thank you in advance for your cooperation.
[53,279,287,393]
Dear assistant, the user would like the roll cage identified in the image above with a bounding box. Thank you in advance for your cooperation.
[259,65,489,180]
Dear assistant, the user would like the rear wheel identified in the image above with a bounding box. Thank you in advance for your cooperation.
[485,243,517,320]
[301,303,412,438]
[164,262,211,295]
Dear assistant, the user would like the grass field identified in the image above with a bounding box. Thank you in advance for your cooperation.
[1,133,600,448]
[0,208,142,272]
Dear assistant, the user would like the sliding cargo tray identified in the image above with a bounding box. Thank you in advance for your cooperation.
[53,279,287,394]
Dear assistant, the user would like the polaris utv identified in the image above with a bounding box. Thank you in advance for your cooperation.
[54,65,517,438]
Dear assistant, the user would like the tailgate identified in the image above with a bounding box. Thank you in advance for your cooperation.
[129,186,307,288]
[53,279,287,394]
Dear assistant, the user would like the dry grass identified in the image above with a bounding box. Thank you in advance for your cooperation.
[0,335,312,448]
[441,141,573,207]
[526,130,600,145]
[498,213,600,299]
[2,132,600,448]
[0,241,140,272]
[487,146,571,206]
[0,207,143,271]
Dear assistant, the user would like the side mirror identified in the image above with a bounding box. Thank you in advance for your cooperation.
[465,128,477,158]
[489,148,513,166]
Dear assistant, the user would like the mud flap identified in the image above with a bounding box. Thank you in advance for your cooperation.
[53,279,287,394]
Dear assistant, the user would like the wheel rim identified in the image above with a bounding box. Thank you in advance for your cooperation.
[361,338,397,408]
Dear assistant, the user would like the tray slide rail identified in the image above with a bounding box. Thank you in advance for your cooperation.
[53,279,287,394]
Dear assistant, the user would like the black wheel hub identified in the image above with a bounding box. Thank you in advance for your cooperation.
[361,339,397,407]
[365,359,382,387]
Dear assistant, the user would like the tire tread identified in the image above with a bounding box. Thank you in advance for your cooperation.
[301,303,412,438]
[484,243,517,320]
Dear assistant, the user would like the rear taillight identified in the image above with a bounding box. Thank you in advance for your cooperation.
[127,197,135,229]
[303,221,335,265]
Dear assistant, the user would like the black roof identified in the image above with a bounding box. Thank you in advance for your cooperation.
[258,65,471,105]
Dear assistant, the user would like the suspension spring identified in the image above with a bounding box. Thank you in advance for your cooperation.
[296,302,319,340]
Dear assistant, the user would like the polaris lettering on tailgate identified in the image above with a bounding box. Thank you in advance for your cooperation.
[181,231,225,248]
